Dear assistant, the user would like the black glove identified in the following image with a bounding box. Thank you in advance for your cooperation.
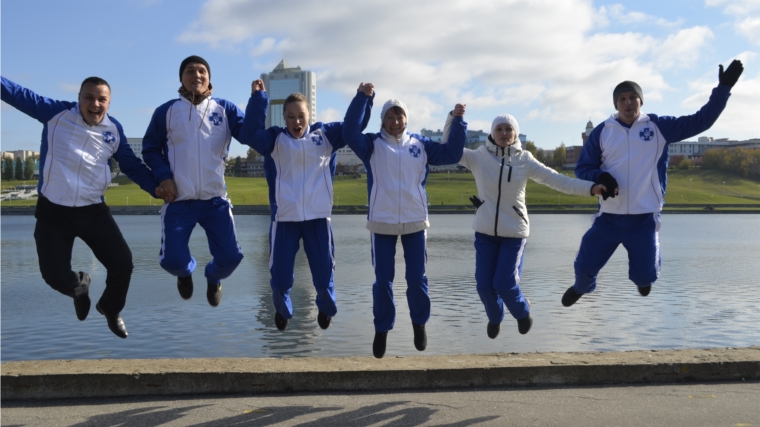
[719,60,744,88]
[598,172,618,200]
[469,196,483,209]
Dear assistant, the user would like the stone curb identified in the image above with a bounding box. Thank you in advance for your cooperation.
[2,347,759,400]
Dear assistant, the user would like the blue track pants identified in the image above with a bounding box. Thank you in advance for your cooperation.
[573,212,661,294]
[371,230,429,333]
[159,197,243,284]
[474,233,530,324]
[269,218,337,319]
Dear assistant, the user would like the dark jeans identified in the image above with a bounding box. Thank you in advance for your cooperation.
[34,196,133,315]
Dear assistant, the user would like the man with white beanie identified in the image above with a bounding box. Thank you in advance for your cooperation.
[343,82,467,358]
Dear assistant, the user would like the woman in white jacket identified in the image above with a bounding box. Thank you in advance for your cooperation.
[445,114,605,339]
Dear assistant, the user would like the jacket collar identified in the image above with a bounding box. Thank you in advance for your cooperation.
[486,137,521,158]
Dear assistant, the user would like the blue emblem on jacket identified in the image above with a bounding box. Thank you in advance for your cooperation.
[640,127,654,141]
[409,145,421,158]
[209,112,223,126]
[311,134,324,146]
[102,132,116,143]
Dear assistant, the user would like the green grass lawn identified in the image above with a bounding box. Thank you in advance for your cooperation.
[3,169,759,207]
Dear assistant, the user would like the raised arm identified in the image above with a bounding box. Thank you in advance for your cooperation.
[425,103,466,166]
[1,76,73,123]
[238,79,278,155]
[342,83,376,162]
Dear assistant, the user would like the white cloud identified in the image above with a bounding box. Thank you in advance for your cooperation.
[736,17,760,46]
[706,0,760,16]
[318,107,343,123]
[177,0,718,138]
[707,0,760,45]
[61,83,79,93]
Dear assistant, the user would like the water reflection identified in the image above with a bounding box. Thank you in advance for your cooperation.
[1,213,759,361]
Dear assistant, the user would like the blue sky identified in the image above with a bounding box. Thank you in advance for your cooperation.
[2,0,759,159]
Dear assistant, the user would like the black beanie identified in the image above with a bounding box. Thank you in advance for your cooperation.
[613,81,643,107]
[179,55,211,81]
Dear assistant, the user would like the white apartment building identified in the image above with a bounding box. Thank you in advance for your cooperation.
[260,60,317,128]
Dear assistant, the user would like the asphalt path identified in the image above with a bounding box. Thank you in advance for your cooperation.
[2,381,758,427]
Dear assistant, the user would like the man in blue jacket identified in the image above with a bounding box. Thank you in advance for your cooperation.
[563,60,744,307]
[142,56,250,307]
[1,76,172,338]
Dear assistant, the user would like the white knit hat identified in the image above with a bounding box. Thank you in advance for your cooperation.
[491,114,520,143]
[380,99,408,124]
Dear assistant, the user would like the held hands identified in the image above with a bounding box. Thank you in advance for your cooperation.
[251,79,265,93]
[452,104,466,117]
[469,195,483,209]
[597,172,619,200]
[590,184,607,196]
[719,60,744,88]
[154,178,177,203]
[358,82,374,97]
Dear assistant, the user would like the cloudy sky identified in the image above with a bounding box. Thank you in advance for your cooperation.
[2,0,758,158]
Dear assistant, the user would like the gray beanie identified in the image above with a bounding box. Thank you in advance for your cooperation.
[613,81,643,107]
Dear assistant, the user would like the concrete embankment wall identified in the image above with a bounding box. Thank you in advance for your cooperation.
[2,347,758,400]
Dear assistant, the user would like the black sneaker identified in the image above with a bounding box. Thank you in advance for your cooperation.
[73,272,91,321]
[487,322,500,339]
[562,286,582,307]
[96,303,128,339]
[638,285,651,296]
[177,275,193,300]
[412,323,427,351]
[517,314,533,335]
[275,312,288,331]
[207,282,222,307]
[373,331,388,359]
[317,311,331,330]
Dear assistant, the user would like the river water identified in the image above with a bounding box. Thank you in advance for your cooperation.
[1,214,758,361]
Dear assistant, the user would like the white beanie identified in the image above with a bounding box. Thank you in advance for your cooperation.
[380,99,408,124]
[491,114,520,144]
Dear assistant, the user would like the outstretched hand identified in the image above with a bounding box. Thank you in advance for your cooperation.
[358,82,374,97]
[155,178,177,203]
[452,104,466,117]
[719,60,744,88]
[252,79,265,93]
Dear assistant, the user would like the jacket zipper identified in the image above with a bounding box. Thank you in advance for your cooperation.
[513,206,528,224]
[196,103,203,200]
[494,147,505,236]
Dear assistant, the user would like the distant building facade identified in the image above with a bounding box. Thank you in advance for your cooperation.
[260,60,316,129]
[669,137,760,159]
[127,138,143,159]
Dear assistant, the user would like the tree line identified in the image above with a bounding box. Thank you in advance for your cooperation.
[2,155,36,181]
[701,147,760,179]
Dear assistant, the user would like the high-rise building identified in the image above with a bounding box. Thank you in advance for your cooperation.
[260,60,316,128]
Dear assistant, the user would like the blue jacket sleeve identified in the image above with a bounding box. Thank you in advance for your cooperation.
[422,116,466,166]
[323,98,374,152]
[1,76,73,123]
[220,98,246,142]
[111,118,158,198]
[239,91,277,155]
[575,124,605,182]
[652,84,732,143]
[141,103,174,183]
[341,91,376,163]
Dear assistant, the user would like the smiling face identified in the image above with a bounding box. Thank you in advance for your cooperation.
[615,91,642,125]
[383,108,407,137]
[181,62,210,95]
[78,83,111,126]
[492,123,516,147]
[284,100,310,138]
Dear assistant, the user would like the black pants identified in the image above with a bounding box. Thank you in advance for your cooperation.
[34,196,133,315]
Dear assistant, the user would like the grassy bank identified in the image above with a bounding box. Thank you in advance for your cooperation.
[2,169,759,207]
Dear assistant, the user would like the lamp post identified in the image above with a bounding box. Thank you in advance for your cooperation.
[126,197,129,206]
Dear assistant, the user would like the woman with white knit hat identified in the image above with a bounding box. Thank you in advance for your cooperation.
[443,113,606,339]
[343,83,468,358]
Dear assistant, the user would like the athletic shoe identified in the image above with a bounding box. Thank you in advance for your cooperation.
[487,322,500,339]
[275,312,288,331]
[96,303,128,339]
[517,314,533,335]
[177,275,193,300]
[412,323,427,351]
[73,272,91,321]
[373,331,388,359]
[561,286,582,307]
[638,285,651,296]
[207,282,222,307]
[317,311,331,330]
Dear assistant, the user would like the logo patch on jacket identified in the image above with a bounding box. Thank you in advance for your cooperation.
[102,132,116,143]
[209,112,223,126]
[311,134,324,146]
[409,145,421,158]
[639,128,654,141]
